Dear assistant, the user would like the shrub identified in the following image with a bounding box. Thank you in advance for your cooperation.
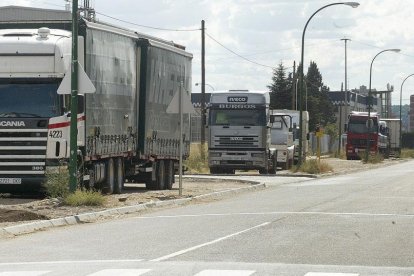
[64,189,105,206]
[184,143,209,173]
[291,159,333,174]
[43,166,70,198]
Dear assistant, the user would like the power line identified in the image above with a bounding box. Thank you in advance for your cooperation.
[352,40,414,59]
[94,11,200,32]
[205,32,276,69]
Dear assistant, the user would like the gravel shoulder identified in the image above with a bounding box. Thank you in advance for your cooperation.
[0,157,406,229]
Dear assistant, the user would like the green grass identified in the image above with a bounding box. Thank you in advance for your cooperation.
[64,189,106,206]
[291,159,333,174]
[184,143,209,174]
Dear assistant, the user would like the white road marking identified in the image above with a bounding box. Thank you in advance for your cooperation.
[304,273,359,276]
[136,211,414,219]
[150,222,271,262]
[0,272,50,276]
[0,259,144,266]
[194,269,255,276]
[86,269,151,276]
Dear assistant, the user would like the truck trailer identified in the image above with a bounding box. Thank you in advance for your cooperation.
[207,90,277,174]
[0,7,192,193]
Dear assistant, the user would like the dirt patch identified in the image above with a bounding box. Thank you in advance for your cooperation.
[0,209,48,223]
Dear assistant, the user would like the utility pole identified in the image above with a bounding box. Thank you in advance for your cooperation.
[340,38,350,155]
[200,20,206,159]
[69,0,79,192]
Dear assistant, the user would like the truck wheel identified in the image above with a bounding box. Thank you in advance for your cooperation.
[145,162,158,190]
[210,167,219,174]
[114,158,124,194]
[165,160,174,190]
[104,158,115,194]
[259,168,268,175]
[156,160,166,190]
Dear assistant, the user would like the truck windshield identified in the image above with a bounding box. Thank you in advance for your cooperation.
[348,118,378,134]
[209,109,266,126]
[0,82,60,118]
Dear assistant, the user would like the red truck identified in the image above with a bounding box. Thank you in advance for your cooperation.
[346,111,389,160]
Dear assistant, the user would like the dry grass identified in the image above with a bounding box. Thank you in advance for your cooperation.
[292,159,333,174]
[184,143,209,174]
[400,148,414,158]
[360,152,384,164]
[64,189,106,206]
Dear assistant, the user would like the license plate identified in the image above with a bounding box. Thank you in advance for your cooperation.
[0,178,22,184]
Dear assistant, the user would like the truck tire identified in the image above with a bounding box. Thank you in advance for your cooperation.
[104,158,115,194]
[145,161,157,190]
[165,160,174,190]
[259,168,268,175]
[114,158,124,194]
[210,167,220,174]
[145,160,165,190]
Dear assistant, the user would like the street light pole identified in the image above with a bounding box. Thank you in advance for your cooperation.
[365,48,400,162]
[298,1,359,166]
[339,38,350,155]
[196,82,215,91]
[399,73,414,153]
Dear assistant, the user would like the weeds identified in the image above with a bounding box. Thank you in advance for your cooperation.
[291,159,333,174]
[43,166,70,198]
[44,165,105,207]
[64,189,105,206]
[184,143,209,174]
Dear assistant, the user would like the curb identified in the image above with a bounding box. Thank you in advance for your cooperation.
[0,182,266,238]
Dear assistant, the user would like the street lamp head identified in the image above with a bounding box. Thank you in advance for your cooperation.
[390,48,401,53]
[344,2,360,8]
[195,83,200,86]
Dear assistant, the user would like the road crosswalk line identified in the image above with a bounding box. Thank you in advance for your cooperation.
[0,272,50,276]
[86,269,152,276]
[304,273,359,276]
[194,270,256,276]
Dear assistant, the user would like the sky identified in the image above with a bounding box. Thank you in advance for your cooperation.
[2,0,414,105]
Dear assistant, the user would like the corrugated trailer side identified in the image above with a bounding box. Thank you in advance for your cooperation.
[132,38,192,190]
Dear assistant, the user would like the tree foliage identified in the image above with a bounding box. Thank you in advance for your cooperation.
[267,63,292,109]
[268,61,336,131]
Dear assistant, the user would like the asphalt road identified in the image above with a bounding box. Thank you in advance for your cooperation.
[0,160,413,276]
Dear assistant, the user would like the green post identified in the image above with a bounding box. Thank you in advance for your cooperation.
[69,0,79,192]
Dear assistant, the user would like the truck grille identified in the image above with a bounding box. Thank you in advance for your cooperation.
[0,129,47,176]
[213,135,259,148]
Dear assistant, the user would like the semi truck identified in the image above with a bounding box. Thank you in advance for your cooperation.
[207,91,277,174]
[0,7,192,193]
[346,111,389,159]
[269,111,295,170]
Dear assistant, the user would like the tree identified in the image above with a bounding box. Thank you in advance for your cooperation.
[267,62,292,109]
[304,61,336,131]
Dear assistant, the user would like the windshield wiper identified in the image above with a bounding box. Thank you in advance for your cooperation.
[0,112,41,118]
